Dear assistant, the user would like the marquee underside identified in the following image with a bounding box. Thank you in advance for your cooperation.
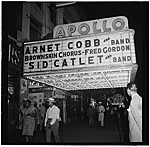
[26,64,138,91]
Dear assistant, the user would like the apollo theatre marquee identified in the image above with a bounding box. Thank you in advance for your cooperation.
[23,16,138,91]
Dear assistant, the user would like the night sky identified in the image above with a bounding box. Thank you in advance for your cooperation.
[76,2,149,97]
[77,3,148,139]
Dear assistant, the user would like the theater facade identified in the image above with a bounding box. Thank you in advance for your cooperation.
[23,16,138,91]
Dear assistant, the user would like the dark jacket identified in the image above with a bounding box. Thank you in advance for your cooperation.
[87,106,95,118]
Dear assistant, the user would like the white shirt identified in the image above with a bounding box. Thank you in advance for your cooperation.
[98,105,105,113]
[45,105,60,126]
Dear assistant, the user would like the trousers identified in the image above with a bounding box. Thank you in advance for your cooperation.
[40,115,45,130]
[98,112,104,126]
[46,119,59,142]
[89,117,94,126]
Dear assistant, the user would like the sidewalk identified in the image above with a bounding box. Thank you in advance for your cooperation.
[59,116,121,143]
[7,116,121,144]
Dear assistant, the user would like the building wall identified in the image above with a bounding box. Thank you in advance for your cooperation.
[21,2,84,42]
[22,3,30,41]
[6,2,86,133]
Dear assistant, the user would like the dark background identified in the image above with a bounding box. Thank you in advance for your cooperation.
[77,2,149,143]
[77,1,148,97]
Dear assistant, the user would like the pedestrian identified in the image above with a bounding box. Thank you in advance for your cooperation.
[95,103,99,122]
[118,103,130,143]
[18,100,26,129]
[34,102,40,131]
[44,98,60,143]
[40,102,46,131]
[126,82,142,142]
[19,99,36,142]
[87,103,95,127]
[97,101,105,129]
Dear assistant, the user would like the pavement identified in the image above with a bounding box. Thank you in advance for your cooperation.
[6,116,122,145]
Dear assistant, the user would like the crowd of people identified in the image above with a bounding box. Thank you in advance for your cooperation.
[19,97,61,143]
[87,101,105,128]
[17,82,142,143]
[19,100,41,142]
[87,82,142,143]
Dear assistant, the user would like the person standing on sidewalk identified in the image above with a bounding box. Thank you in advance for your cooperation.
[34,102,40,131]
[126,82,142,142]
[44,98,60,143]
[87,103,95,127]
[97,101,105,129]
[19,100,36,142]
[40,102,46,131]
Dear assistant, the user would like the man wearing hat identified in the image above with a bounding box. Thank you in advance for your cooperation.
[97,101,105,128]
[44,98,60,142]
[87,103,95,127]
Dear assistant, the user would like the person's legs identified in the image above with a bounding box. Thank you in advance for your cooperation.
[52,121,59,142]
[40,117,44,131]
[25,136,29,142]
[34,119,37,131]
[89,118,92,126]
[98,113,100,128]
[46,127,52,142]
[46,119,52,142]
[91,118,94,126]
[29,136,32,142]
[101,113,104,128]
[99,113,102,128]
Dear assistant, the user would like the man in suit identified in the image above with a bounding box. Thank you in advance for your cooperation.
[87,103,95,127]
[126,82,142,142]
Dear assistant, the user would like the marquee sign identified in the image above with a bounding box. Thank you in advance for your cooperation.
[23,16,138,91]
[24,29,136,74]
[53,16,128,38]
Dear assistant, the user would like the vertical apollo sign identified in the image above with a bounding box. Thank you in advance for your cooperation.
[23,16,136,75]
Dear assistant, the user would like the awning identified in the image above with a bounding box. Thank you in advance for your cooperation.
[26,64,138,91]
